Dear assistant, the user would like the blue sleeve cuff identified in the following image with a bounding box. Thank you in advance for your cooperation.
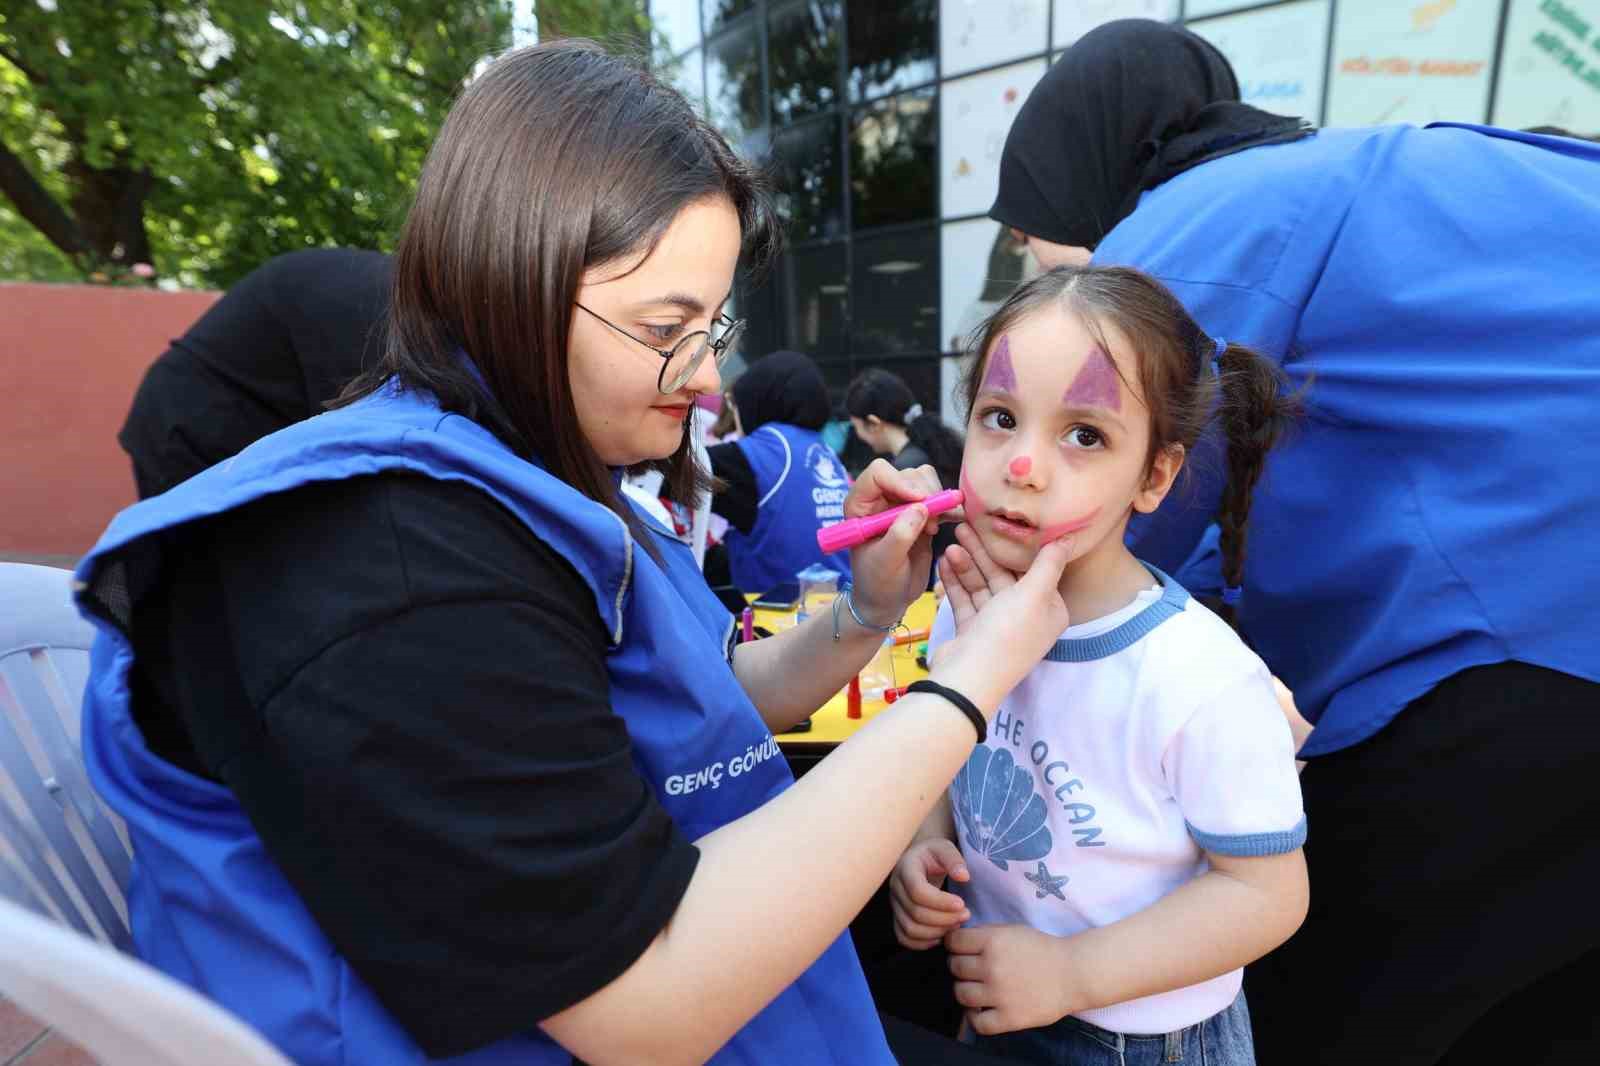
[1186,816,1307,857]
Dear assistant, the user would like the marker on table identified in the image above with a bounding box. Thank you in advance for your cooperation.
[816,489,964,554]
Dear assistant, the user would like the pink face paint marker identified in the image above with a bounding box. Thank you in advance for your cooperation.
[815,489,964,553]
[981,334,1018,393]
[1062,346,1121,412]
[1008,455,1032,478]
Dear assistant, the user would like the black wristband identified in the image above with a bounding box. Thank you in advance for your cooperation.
[906,680,986,744]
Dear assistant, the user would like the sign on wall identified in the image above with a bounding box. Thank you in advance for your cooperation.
[1053,0,1180,49]
[1327,0,1500,126]
[939,59,1048,219]
[1190,0,1332,122]
[941,0,1051,77]
[1492,0,1600,134]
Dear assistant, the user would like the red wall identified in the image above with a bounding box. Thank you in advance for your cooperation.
[1,283,220,556]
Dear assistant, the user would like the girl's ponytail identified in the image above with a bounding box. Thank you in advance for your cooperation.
[1212,339,1301,595]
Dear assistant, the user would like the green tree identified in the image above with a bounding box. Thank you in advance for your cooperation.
[0,1,511,287]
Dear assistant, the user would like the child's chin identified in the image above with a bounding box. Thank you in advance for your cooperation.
[981,535,1040,574]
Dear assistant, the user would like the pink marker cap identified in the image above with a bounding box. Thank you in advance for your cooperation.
[816,489,964,554]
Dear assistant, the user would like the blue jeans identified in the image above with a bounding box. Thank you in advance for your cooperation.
[972,992,1254,1066]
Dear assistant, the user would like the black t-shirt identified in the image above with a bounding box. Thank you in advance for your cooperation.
[126,472,699,1057]
[119,248,392,498]
[706,439,758,534]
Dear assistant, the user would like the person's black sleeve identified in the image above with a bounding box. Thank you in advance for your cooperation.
[128,474,698,1057]
[707,440,759,533]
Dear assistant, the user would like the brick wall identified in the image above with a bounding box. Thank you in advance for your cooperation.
[0,283,219,559]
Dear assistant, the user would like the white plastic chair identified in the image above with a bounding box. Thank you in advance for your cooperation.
[0,562,132,949]
[0,895,295,1066]
[1,562,295,1065]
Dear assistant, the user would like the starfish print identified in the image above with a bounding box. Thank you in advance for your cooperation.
[1023,860,1068,901]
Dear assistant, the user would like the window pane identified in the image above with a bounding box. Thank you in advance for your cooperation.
[851,227,939,356]
[706,20,764,141]
[650,0,704,56]
[847,0,937,102]
[852,358,946,416]
[849,87,937,231]
[781,242,850,355]
[661,47,706,115]
[768,0,843,123]
[770,115,845,241]
[704,0,756,34]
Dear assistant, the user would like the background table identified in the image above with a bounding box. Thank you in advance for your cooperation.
[759,591,938,768]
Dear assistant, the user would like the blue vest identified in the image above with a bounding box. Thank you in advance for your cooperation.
[724,424,853,592]
[73,385,893,1065]
[1103,123,1600,756]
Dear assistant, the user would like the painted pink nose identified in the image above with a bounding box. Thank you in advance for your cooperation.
[1009,455,1032,478]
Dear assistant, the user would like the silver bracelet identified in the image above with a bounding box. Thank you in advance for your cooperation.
[831,588,903,642]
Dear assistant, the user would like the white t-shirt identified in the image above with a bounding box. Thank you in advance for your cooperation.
[929,567,1305,1035]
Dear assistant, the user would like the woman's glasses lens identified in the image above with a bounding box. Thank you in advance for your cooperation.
[662,319,744,393]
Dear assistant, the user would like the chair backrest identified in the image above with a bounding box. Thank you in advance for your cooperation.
[0,895,295,1066]
[0,562,133,949]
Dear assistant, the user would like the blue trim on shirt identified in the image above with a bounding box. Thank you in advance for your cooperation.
[1186,816,1307,857]
[1043,565,1190,662]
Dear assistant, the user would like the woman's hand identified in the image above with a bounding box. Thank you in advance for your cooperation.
[843,459,952,626]
[929,523,1074,713]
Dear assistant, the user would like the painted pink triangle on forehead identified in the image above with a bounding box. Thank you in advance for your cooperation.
[1062,346,1121,412]
[981,334,1018,392]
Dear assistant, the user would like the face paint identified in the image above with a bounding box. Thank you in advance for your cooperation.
[1009,455,1032,478]
[1062,346,1121,412]
[981,334,1018,393]
[1037,507,1103,543]
[959,468,987,517]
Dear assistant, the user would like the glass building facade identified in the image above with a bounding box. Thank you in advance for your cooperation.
[651,0,1598,421]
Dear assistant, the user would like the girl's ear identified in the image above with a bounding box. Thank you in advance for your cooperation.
[865,415,884,429]
[1134,443,1185,514]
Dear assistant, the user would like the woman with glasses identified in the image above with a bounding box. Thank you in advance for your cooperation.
[703,349,855,593]
[70,40,1069,1066]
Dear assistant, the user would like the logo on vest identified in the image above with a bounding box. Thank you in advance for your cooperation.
[807,443,847,523]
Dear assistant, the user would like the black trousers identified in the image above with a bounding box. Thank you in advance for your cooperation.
[1246,662,1600,1065]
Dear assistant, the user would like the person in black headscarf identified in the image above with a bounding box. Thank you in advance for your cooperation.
[977,17,1600,1066]
[119,248,392,498]
[705,350,855,592]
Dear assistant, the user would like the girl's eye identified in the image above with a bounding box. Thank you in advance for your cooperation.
[1064,425,1104,450]
[978,408,1016,432]
[642,322,684,344]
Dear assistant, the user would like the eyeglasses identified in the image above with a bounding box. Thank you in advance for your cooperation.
[575,303,746,394]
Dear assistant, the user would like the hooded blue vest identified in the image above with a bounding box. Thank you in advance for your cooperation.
[723,423,853,592]
[73,384,893,1065]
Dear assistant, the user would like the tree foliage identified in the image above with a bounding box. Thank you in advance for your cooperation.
[0,1,511,287]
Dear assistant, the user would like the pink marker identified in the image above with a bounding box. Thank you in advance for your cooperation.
[816,489,964,553]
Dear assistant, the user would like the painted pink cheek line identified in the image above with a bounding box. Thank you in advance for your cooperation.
[959,469,986,516]
[982,334,1018,393]
[1062,346,1121,412]
[1036,507,1102,542]
[1008,455,1032,478]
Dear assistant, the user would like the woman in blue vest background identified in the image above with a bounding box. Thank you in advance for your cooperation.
[72,40,1075,1066]
[994,19,1600,1066]
[706,349,854,593]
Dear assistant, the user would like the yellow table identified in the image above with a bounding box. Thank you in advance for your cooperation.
[761,591,939,752]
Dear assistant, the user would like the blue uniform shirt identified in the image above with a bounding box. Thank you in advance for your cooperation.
[724,423,854,592]
[1101,123,1600,756]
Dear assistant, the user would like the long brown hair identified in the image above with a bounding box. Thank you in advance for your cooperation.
[962,265,1300,598]
[337,39,778,551]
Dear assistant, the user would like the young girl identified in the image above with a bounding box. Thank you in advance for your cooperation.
[891,264,1307,1065]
